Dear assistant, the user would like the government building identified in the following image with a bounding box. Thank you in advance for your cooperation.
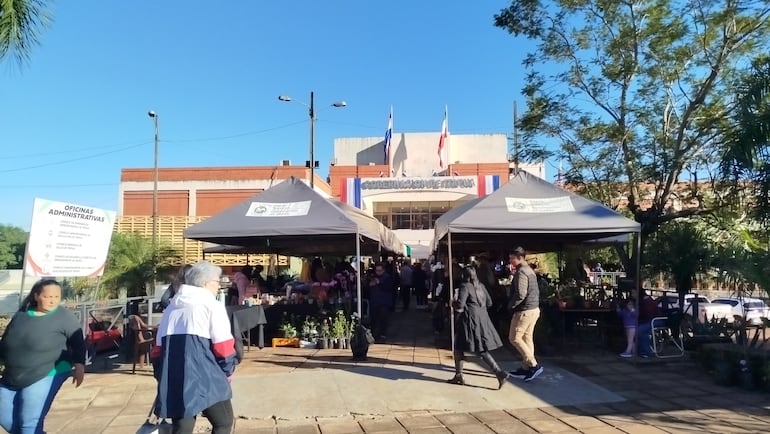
[116,131,545,264]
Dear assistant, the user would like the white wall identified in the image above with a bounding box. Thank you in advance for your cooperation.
[333,133,508,177]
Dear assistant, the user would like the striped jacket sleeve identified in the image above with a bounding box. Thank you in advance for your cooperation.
[209,303,237,376]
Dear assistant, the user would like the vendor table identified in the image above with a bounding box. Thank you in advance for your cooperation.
[262,303,320,339]
[560,308,616,347]
[226,305,267,361]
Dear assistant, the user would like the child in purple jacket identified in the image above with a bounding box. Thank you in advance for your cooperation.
[617,298,638,358]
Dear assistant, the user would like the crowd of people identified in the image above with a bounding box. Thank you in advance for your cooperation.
[362,247,547,385]
[0,246,613,432]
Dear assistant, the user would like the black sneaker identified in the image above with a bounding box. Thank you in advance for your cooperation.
[509,368,529,378]
[524,365,544,382]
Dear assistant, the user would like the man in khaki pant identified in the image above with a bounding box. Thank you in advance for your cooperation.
[507,247,543,382]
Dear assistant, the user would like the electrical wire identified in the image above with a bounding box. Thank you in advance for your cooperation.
[0,119,308,162]
[162,119,308,143]
[0,119,310,174]
[0,142,150,173]
[0,139,151,160]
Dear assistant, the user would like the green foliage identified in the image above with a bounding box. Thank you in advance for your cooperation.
[279,321,298,338]
[331,310,349,339]
[301,316,319,340]
[100,232,179,299]
[0,0,52,67]
[0,224,26,269]
[494,0,770,260]
[708,217,770,296]
[722,55,770,224]
[644,219,714,294]
[60,276,96,299]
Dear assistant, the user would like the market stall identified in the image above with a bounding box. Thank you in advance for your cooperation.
[431,170,642,350]
[185,176,405,322]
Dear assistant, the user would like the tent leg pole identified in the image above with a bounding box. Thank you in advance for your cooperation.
[356,230,362,318]
[448,232,455,357]
[634,232,642,362]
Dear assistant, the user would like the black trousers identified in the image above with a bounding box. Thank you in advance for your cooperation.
[370,304,391,339]
[400,285,413,310]
[415,287,428,305]
[172,399,234,434]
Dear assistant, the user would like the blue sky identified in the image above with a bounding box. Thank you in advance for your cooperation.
[0,1,540,229]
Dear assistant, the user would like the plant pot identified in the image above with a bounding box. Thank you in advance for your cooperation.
[318,338,329,349]
[272,337,300,348]
[738,370,754,390]
[336,338,345,349]
[713,359,735,386]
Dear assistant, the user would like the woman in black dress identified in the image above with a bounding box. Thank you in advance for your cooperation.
[447,266,510,389]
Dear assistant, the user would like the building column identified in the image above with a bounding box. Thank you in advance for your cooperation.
[188,188,197,216]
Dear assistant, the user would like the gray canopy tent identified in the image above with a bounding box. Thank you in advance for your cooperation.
[433,171,641,253]
[184,176,405,317]
[431,170,642,352]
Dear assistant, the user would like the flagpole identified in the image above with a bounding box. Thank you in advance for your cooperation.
[388,106,393,176]
[445,105,450,175]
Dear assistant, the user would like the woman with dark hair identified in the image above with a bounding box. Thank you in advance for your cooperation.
[447,267,509,389]
[161,264,193,308]
[0,279,86,433]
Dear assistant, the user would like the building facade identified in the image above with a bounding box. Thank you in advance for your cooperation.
[117,165,329,266]
[117,132,546,261]
[329,132,545,257]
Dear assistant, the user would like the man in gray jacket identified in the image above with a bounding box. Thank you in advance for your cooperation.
[507,247,543,382]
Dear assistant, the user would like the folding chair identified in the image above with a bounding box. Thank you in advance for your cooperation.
[651,313,685,358]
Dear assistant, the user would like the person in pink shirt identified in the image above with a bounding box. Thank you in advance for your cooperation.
[232,266,257,305]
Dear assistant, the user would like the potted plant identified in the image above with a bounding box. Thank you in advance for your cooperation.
[279,321,297,339]
[318,319,331,349]
[713,349,736,386]
[300,316,319,348]
[332,311,348,349]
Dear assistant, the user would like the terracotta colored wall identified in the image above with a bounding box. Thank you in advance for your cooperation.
[447,163,510,182]
[196,189,263,216]
[123,190,189,216]
[121,166,310,182]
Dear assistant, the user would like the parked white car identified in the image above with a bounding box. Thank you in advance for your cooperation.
[711,297,770,326]
[656,294,733,322]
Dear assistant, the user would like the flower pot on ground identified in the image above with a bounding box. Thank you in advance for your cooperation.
[319,319,331,350]
[714,359,736,386]
[738,369,754,390]
[331,310,349,349]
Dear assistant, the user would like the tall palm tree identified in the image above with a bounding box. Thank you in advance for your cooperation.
[645,220,714,310]
[101,232,179,299]
[722,55,770,223]
[0,0,52,66]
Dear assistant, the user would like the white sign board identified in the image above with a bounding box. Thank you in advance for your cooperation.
[505,196,575,213]
[245,201,311,217]
[24,199,116,277]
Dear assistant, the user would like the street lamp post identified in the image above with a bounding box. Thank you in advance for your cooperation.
[148,110,159,295]
[278,92,346,189]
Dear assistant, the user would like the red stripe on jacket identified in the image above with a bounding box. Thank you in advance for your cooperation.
[211,338,236,359]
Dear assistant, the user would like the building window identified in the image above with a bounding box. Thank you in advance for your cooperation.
[392,213,411,230]
[374,213,390,227]
[373,201,455,230]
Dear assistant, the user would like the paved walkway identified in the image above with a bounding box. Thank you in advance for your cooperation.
[45,307,770,433]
